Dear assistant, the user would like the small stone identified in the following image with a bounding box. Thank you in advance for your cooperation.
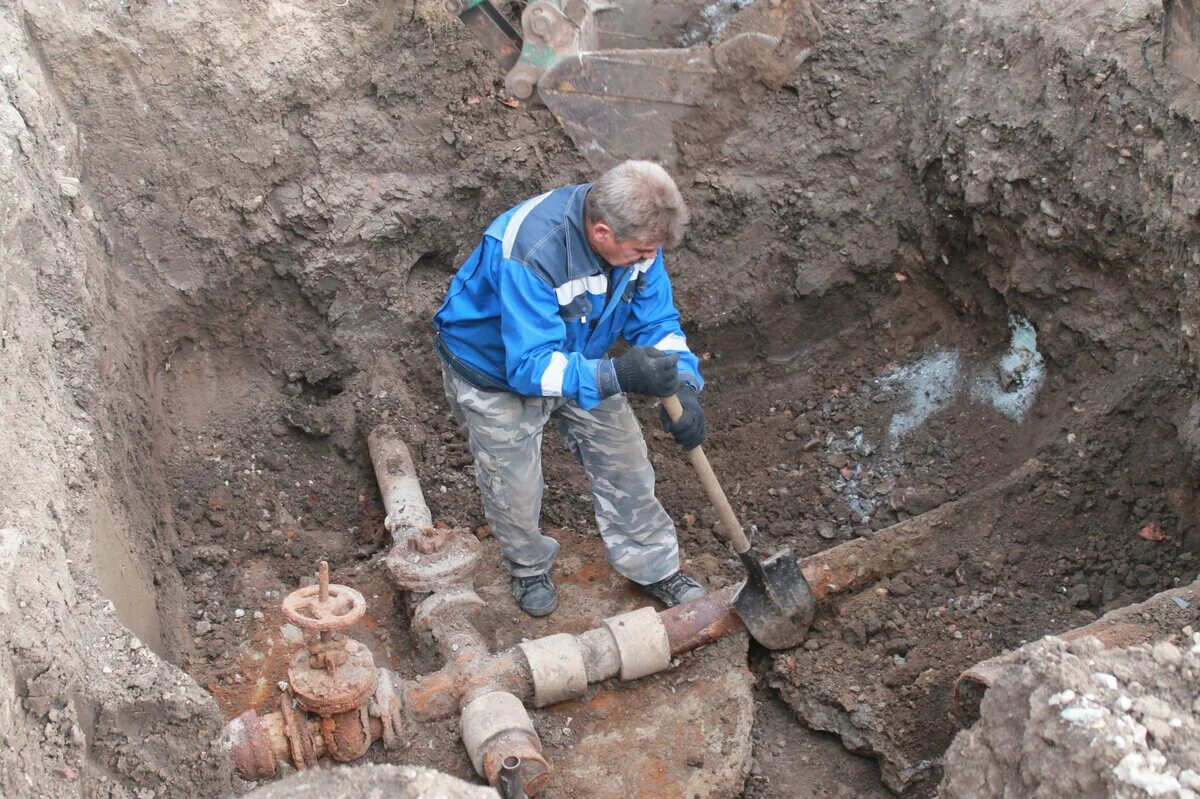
[195,620,213,636]
[57,175,81,198]
[834,116,848,129]
[234,608,246,619]
[848,175,860,190]
[803,639,820,651]
[1046,225,1063,240]
[253,611,264,620]
[1143,717,1172,741]
[1060,706,1107,725]
[827,453,850,469]
[277,681,289,692]
[1133,695,1173,720]
[686,754,704,768]
[129,638,142,652]
[1048,689,1076,706]
[1152,641,1182,668]
[817,522,836,539]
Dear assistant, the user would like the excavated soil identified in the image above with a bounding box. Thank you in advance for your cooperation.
[3,0,1200,797]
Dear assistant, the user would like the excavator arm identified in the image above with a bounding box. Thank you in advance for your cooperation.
[445,0,820,170]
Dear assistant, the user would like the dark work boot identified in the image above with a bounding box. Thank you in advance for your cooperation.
[640,571,706,607]
[511,573,558,617]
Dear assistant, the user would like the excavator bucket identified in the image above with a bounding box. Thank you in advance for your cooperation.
[444,0,820,170]
[1165,0,1200,84]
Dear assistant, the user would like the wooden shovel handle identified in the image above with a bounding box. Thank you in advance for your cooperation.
[661,394,751,554]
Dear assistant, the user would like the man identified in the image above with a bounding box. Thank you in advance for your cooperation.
[434,160,708,616]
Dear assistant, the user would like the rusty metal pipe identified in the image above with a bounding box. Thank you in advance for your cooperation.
[230,445,947,780]
[371,427,482,592]
[368,425,433,537]
[424,604,492,661]
[954,575,1200,726]
[660,585,742,653]
[402,522,942,723]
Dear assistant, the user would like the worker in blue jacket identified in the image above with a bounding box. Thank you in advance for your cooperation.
[434,160,708,616]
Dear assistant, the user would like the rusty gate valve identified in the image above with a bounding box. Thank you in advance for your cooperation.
[282,561,378,717]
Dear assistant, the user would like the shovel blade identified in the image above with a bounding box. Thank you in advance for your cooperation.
[733,548,814,650]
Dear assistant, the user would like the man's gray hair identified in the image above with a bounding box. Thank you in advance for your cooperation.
[584,160,690,249]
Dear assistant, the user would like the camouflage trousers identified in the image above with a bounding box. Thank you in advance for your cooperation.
[442,366,680,585]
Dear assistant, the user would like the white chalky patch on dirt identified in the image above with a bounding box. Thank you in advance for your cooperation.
[881,351,961,439]
[973,316,1045,421]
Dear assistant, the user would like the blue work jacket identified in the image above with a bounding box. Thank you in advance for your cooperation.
[434,184,703,409]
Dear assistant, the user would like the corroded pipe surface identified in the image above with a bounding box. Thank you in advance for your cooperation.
[661,585,742,654]
[368,425,434,535]
[800,511,948,600]
[233,435,953,781]
[403,526,941,723]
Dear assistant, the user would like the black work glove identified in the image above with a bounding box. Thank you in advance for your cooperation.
[660,384,706,451]
[611,346,681,397]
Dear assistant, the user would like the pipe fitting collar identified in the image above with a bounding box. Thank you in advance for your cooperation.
[603,606,671,680]
[519,633,588,707]
[460,691,538,775]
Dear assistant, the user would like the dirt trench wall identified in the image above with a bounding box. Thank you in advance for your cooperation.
[921,0,1200,547]
[16,0,943,356]
[19,0,589,353]
[920,0,1200,377]
[0,7,230,799]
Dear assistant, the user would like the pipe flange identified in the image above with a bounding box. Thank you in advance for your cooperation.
[412,588,487,633]
[519,633,588,707]
[288,640,378,716]
[603,606,671,680]
[386,527,482,591]
[460,691,539,776]
[279,694,316,771]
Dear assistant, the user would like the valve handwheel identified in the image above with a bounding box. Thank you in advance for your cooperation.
[282,560,366,633]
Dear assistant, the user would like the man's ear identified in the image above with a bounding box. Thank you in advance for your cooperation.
[590,220,613,242]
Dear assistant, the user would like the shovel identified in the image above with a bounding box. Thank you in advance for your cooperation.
[662,395,815,650]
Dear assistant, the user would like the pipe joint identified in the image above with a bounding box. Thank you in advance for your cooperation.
[460,691,550,793]
[603,606,672,680]
[519,633,588,707]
